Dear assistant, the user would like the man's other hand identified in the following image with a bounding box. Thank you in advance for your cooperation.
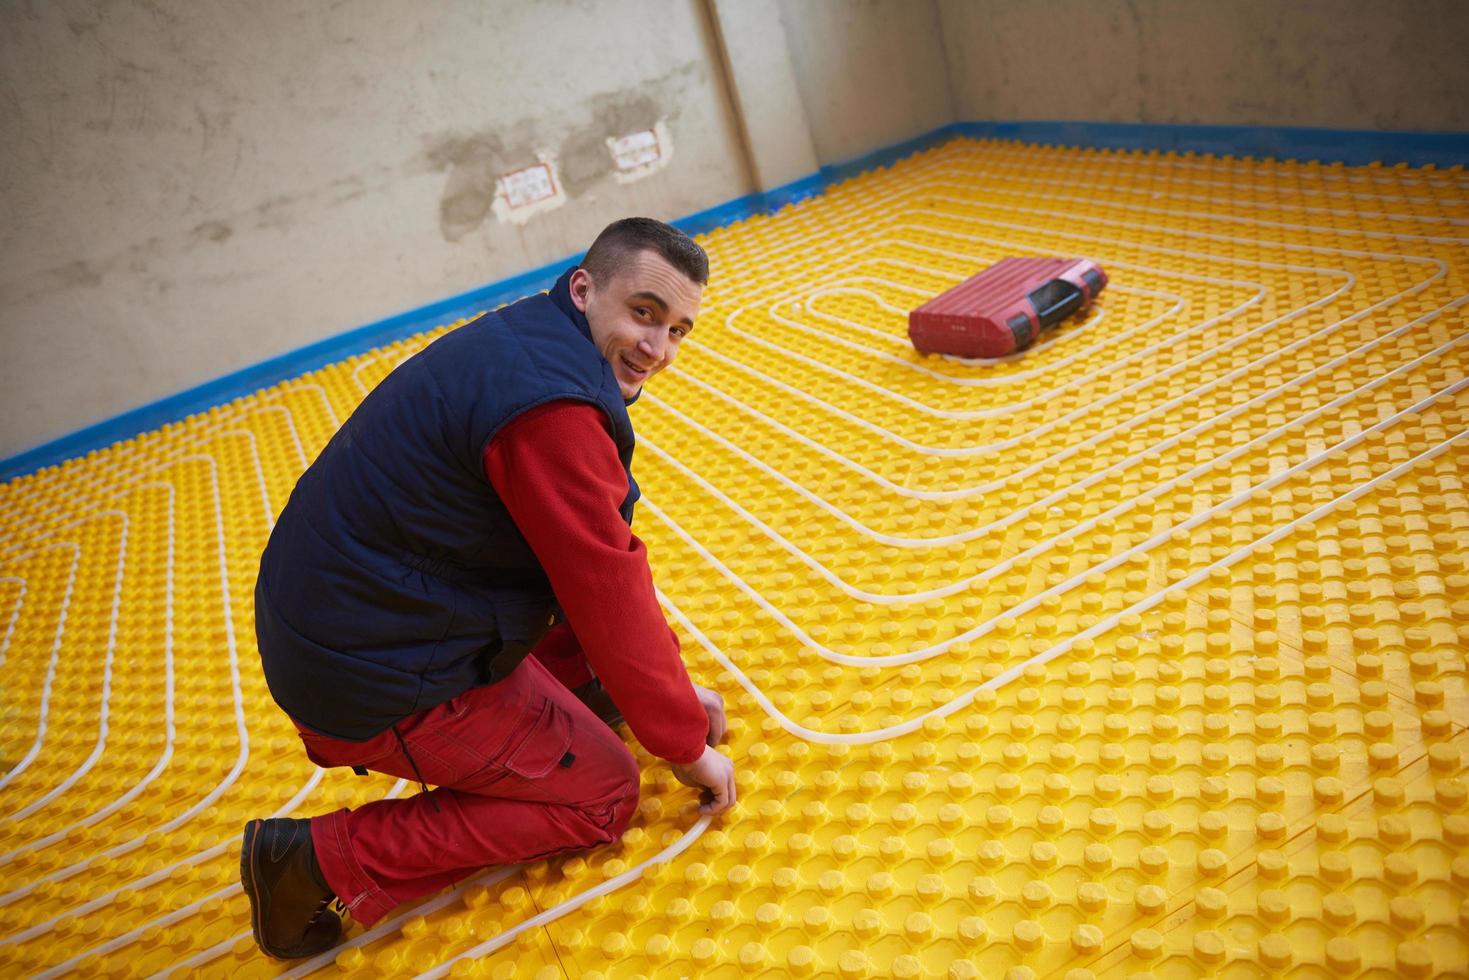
[670,745,736,816]
[692,684,726,745]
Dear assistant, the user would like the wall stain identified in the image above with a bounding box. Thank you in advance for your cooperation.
[2,257,104,308]
[53,259,103,290]
[242,171,360,233]
[190,220,232,244]
[422,59,700,242]
[557,90,668,199]
[0,235,161,308]
[426,126,522,243]
[66,15,98,37]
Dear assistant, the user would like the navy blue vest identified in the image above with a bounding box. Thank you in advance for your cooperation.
[255,268,639,740]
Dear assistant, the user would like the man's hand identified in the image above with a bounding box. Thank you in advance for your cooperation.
[692,684,726,746]
[670,744,736,816]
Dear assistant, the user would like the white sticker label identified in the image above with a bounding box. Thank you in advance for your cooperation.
[491,156,566,225]
[606,122,673,185]
[499,164,557,208]
[610,129,661,170]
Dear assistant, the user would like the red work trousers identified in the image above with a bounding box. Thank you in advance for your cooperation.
[295,650,639,927]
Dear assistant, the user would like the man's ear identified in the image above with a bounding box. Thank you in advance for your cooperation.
[568,268,592,313]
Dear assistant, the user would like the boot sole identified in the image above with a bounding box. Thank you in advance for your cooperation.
[240,819,277,958]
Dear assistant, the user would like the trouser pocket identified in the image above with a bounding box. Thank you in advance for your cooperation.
[498,698,575,779]
[410,690,576,788]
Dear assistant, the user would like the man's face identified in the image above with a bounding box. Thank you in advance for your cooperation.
[570,249,702,399]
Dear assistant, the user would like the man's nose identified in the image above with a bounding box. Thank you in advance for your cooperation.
[637,335,666,362]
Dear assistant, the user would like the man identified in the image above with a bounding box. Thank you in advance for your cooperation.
[241,218,736,959]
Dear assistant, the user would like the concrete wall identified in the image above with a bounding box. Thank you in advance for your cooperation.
[706,0,820,192]
[779,0,955,166]
[7,0,1464,460]
[0,0,751,459]
[706,0,954,186]
[938,0,1469,131]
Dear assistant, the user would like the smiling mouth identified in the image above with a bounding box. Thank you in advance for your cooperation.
[619,355,653,380]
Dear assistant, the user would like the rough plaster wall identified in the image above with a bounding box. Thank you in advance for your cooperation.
[937,0,1469,131]
[707,0,820,192]
[0,0,747,459]
[777,0,955,166]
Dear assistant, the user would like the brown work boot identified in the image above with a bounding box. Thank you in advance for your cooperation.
[240,818,342,959]
[572,677,624,729]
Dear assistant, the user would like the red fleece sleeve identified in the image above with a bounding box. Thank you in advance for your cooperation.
[484,400,708,764]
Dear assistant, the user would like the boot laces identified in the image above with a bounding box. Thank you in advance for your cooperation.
[309,895,347,924]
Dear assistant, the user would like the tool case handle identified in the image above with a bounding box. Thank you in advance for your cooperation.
[1026,279,1085,330]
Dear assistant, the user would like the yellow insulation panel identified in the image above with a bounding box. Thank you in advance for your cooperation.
[0,138,1466,978]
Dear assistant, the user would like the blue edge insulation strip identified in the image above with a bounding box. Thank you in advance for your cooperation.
[5,119,1467,482]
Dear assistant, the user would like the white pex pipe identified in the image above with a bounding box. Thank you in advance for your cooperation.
[642,366,1468,668]
[639,327,1467,612]
[8,141,1457,975]
[406,421,1465,980]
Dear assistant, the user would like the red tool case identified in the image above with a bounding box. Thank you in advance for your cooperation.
[908,256,1107,358]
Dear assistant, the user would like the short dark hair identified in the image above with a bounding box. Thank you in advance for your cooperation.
[581,217,709,286]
